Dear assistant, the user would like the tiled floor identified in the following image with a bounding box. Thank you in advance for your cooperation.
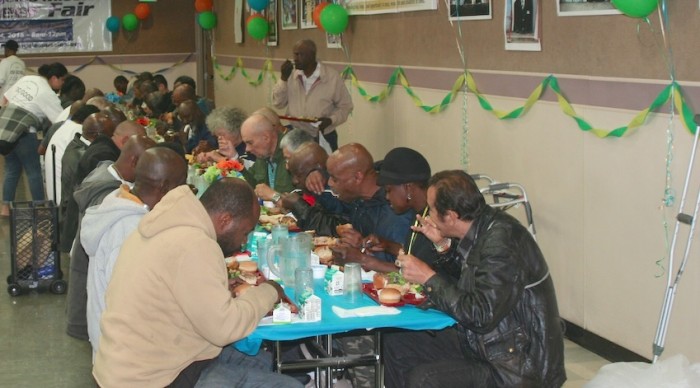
[0,169,610,387]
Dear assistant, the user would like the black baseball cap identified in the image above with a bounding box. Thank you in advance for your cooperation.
[376,147,431,186]
[2,40,18,51]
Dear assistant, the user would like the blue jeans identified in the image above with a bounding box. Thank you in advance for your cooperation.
[195,346,303,388]
[3,133,45,202]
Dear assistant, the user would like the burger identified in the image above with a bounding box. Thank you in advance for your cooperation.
[378,288,401,304]
[373,273,387,290]
[238,261,258,273]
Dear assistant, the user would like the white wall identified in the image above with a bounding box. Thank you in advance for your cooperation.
[215,65,700,361]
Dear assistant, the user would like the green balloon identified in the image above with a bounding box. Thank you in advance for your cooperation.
[122,13,139,32]
[611,0,658,18]
[247,16,269,40]
[198,11,218,30]
[320,4,348,35]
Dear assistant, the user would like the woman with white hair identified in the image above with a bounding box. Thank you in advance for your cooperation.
[196,106,253,167]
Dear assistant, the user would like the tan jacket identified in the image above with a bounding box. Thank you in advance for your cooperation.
[93,185,278,387]
[272,62,353,136]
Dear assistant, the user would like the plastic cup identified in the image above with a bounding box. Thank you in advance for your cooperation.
[343,263,362,304]
[295,267,314,305]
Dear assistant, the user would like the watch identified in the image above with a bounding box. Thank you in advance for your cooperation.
[271,192,282,203]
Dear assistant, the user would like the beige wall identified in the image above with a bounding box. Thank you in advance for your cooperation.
[214,65,700,361]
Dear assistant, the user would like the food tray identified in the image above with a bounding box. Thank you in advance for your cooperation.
[362,283,426,307]
[279,115,319,123]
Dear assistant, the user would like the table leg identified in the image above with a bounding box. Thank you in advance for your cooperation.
[375,331,383,388]
[274,341,282,373]
[326,334,333,388]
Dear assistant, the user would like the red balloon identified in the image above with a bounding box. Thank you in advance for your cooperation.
[134,3,151,20]
[313,2,329,30]
[195,0,214,13]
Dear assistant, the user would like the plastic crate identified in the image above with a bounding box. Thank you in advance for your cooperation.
[6,201,66,296]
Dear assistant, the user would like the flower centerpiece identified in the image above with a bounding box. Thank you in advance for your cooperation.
[202,159,245,184]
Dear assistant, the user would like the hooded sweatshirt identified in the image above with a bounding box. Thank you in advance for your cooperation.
[82,185,149,358]
[93,185,278,387]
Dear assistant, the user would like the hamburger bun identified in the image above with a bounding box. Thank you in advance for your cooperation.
[384,283,410,295]
[378,288,401,304]
[226,259,240,271]
[233,283,251,297]
[238,272,258,285]
[373,273,387,290]
[335,223,354,236]
[238,261,258,273]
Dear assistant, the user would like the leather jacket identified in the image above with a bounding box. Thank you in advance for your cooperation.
[423,206,566,387]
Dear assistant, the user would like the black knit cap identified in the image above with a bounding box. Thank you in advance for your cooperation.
[2,40,18,51]
[376,147,431,186]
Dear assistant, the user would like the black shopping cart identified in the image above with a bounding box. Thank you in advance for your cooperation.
[6,201,66,296]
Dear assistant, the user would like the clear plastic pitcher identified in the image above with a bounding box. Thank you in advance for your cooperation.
[267,234,312,287]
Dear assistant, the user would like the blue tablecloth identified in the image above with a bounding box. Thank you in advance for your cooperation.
[234,279,456,355]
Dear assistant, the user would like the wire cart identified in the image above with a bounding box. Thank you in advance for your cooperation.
[6,201,66,296]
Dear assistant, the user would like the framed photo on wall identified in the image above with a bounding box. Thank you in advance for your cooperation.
[449,0,492,21]
[281,0,298,30]
[557,0,621,17]
[267,0,279,46]
[300,0,316,29]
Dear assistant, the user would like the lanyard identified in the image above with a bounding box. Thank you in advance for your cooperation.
[406,206,429,255]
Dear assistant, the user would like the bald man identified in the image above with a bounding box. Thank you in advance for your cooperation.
[279,142,349,235]
[82,147,188,357]
[177,99,216,153]
[241,114,294,197]
[66,134,156,340]
[272,39,353,152]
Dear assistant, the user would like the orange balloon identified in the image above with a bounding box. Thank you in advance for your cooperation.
[195,0,214,13]
[247,12,263,24]
[313,2,329,30]
[134,3,151,20]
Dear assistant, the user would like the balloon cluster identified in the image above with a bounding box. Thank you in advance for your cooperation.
[312,2,349,35]
[246,0,270,40]
[195,0,217,30]
[611,0,659,18]
[105,3,152,33]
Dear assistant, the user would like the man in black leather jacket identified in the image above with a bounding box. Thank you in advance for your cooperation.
[384,170,566,387]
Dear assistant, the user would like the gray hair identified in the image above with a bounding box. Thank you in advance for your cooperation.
[280,128,314,153]
[206,107,248,135]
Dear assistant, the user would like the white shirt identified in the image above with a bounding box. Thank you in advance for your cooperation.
[55,105,71,123]
[4,75,63,123]
[45,120,83,203]
[301,63,321,94]
[0,55,25,101]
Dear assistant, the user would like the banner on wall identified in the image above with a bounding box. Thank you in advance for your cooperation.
[346,0,437,15]
[0,0,112,54]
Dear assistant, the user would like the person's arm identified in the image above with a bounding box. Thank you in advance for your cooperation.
[332,244,398,273]
[283,192,349,236]
[271,61,293,109]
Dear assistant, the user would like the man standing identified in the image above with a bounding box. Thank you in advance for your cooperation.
[385,170,566,387]
[93,178,301,387]
[0,40,25,101]
[272,39,353,152]
[241,114,294,196]
[82,147,188,357]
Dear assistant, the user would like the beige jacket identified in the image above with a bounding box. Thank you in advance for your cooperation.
[272,62,353,136]
[93,185,277,387]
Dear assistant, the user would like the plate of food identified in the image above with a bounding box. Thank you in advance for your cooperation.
[227,259,299,314]
[312,236,338,265]
[258,214,300,232]
[362,283,405,307]
[366,272,426,306]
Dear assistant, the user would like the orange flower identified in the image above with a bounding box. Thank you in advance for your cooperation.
[216,159,244,172]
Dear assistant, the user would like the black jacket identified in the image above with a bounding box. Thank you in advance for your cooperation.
[424,206,566,387]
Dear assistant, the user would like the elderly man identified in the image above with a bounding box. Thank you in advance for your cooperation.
[93,178,301,387]
[272,39,353,152]
[82,147,188,358]
[177,99,217,154]
[65,135,155,340]
[385,170,566,388]
[241,113,294,197]
[280,142,348,235]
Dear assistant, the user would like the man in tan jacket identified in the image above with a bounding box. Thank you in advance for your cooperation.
[93,178,301,387]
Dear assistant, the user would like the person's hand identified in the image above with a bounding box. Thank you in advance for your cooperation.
[263,280,286,303]
[338,227,363,248]
[363,234,386,253]
[330,243,363,265]
[192,140,213,156]
[281,60,293,81]
[396,251,435,285]
[317,117,332,132]
[305,170,326,195]
[217,138,235,159]
[412,213,446,244]
[254,184,276,201]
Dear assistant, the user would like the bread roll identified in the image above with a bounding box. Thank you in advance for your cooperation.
[373,273,387,290]
[239,261,258,273]
[384,283,410,295]
[378,288,401,304]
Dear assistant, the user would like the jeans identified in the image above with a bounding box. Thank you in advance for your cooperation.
[3,133,45,203]
[195,346,303,388]
[384,327,496,388]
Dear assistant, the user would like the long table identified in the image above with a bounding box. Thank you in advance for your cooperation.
[235,278,455,387]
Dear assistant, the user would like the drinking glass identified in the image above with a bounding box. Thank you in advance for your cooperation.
[295,267,314,305]
[343,263,362,304]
